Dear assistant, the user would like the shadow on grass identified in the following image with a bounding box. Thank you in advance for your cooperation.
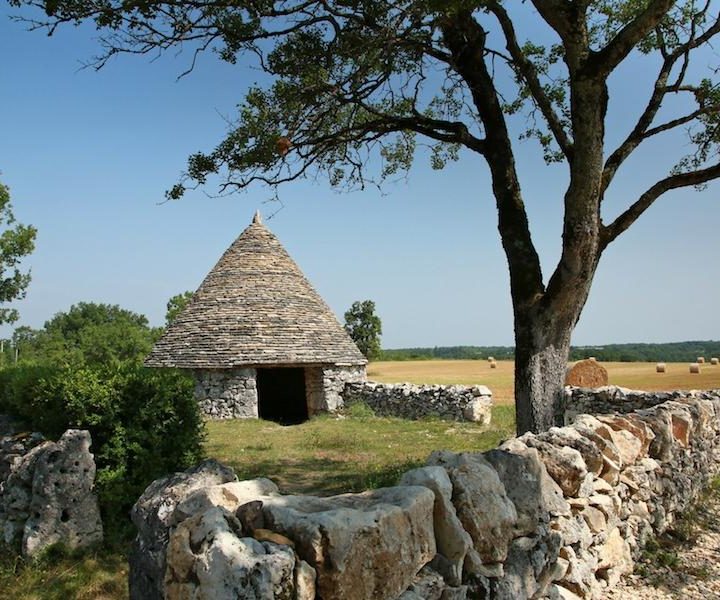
[210,405,517,497]
[226,455,426,496]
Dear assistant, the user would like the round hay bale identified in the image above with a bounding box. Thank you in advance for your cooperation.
[487,356,495,362]
[711,357,719,365]
[565,359,609,387]
[490,361,497,369]
[656,363,666,373]
[697,357,706,364]
[689,363,701,374]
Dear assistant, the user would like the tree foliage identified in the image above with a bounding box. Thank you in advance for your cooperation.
[165,290,194,326]
[12,302,161,367]
[11,0,720,432]
[0,181,37,325]
[0,364,203,534]
[344,299,382,360]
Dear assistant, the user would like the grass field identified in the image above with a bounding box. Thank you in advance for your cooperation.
[4,358,719,599]
[368,359,720,405]
[205,403,516,496]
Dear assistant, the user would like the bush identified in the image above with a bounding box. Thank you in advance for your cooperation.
[0,365,205,537]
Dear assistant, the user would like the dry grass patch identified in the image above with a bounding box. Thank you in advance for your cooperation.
[0,545,129,600]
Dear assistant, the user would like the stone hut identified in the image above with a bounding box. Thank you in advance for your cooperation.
[145,212,367,423]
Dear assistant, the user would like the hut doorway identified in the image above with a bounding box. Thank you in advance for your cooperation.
[256,368,308,424]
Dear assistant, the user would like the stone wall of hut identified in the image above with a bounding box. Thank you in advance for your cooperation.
[306,365,367,415]
[193,365,366,420]
[193,369,258,419]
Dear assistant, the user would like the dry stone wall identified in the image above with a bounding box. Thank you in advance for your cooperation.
[343,382,493,423]
[130,388,720,600]
[193,368,258,419]
[0,427,103,556]
[306,365,367,414]
[560,385,716,421]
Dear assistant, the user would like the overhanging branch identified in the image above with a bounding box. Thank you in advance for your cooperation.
[601,162,720,248]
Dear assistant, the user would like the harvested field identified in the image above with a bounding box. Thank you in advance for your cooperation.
[368,359,720,405]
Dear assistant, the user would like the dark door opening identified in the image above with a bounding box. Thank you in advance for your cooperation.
[256,368,308,425]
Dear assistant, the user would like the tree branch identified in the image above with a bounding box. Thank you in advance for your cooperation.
[488,3,573,161]
[601,162,720,248]
[441,12,544,305]
[602,13,720,193]
[590,0,674,77]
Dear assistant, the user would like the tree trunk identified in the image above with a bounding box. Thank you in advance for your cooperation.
[513,282,593,435]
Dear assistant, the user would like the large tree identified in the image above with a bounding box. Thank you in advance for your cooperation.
[344,300,383,360]
[13,302,161,367]
[0,181,36,326]
[12,1,720,433]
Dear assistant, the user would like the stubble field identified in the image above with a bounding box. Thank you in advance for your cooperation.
[368,359,720,405]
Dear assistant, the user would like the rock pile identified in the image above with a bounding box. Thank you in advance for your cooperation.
[131,388,720,599]
[561,386,720,422]
[342,382,493,423]
[0,428,103,556]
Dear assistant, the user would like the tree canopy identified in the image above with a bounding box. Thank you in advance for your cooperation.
[11,302,161,367]
[165,290,194,326]
[10,0,720,432]
[0,181,37,325]
[344,299,382,360]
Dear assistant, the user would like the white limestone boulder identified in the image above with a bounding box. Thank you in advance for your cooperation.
[400,466,472,586]
[263,486,436,600]
[427,451,517,563]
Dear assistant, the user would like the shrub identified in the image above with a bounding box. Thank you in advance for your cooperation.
[0,365,205,536]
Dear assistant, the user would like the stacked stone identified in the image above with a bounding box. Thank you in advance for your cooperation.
[343,382,493,423]
[193,368,259,419]
[132,389,720,600]
[561,386,720,422]
[0,428,103,556]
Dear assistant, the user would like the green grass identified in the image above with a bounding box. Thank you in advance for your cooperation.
[0,544,129,600]
[204,404,516,496]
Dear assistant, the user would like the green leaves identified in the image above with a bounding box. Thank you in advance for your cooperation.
[0,181,37,326]
[0,364,204,532]
[12,302,159,368]
[344,299,382,360]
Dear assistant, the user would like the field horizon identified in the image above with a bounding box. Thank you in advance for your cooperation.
[368,359,720,405]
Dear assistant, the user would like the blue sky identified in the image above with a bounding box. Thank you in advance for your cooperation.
[1,6,719,348]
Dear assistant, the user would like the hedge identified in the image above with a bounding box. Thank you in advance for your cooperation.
[0,365,205,536]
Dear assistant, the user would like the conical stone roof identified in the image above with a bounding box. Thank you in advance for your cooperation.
[145,213,367,369]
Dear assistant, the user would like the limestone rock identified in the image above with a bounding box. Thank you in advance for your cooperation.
[165,506,296,599]
[519,438,588,497]
[597,527,632,573]
[263,486,436,600]
[129,459,237,600]
[484,446,569,536]
[397,567,445,600]
[172,478,278,525]
[462,397,492,424]
[428,451,517,563]
[294,559,317,600]
[0,429,102,557]
[537,427,605,476]
[399,466,472,586]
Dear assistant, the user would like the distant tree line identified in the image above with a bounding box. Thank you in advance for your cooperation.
[379,341,720,363]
